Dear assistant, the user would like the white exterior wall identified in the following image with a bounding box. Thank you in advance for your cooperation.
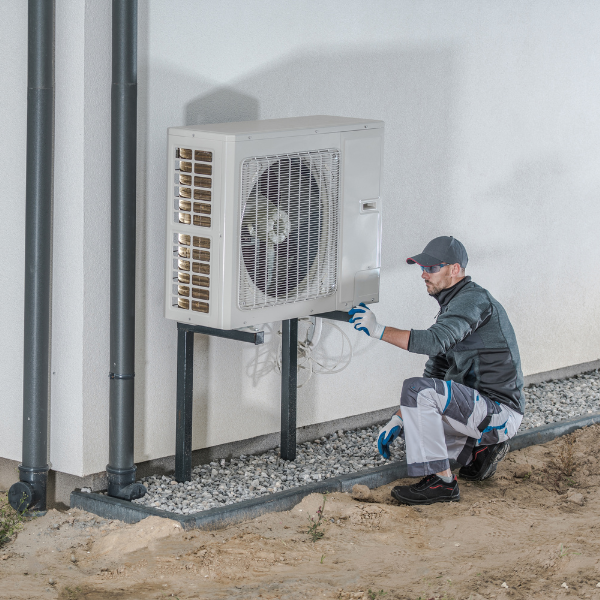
[1,0,599,477]
[0,3,27,465]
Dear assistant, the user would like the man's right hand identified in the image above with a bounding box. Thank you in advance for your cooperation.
[349,303,386,339]
[377,414,404,460]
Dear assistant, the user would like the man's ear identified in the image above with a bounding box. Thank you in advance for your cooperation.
[451,263,462,277]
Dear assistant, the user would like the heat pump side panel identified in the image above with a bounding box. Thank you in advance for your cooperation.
[337,128,384,309]
[164,135,224,328]
[220,133,342,330]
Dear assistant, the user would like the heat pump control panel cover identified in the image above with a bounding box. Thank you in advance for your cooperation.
[165,115,383,330]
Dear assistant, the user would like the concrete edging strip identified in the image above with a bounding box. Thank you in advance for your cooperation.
[70,411,600,529]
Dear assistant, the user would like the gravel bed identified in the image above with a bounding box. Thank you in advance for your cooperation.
[132,369,600,515]
[519,369,600,429]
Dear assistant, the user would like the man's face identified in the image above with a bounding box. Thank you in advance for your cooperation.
[421,264,457,296]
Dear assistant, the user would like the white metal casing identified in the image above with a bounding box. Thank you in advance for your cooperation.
[165,115,384,330]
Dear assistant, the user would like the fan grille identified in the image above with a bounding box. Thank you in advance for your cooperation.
[238,149,339,310]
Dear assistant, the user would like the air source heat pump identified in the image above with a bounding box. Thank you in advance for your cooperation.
[164,115,383,330]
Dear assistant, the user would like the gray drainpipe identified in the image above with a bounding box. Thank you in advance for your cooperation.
[106,0,146,501]
[8,0,55,513]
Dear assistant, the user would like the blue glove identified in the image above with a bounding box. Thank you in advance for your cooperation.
[377,415,403,460]
[348,303,386,339]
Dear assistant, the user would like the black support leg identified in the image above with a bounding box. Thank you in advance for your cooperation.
[175,326,195,482]
[280,318,298,461]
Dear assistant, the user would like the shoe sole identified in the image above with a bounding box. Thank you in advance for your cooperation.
[390,488,460,506]
[461,442,510,482]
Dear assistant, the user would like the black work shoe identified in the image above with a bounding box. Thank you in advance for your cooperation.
[391,474,460,505]
[458,441,510,482]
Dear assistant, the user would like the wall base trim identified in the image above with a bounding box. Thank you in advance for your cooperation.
[523,359,599,386]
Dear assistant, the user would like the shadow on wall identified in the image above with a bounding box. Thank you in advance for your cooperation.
[226,46,458,275]
[184,90,260,451]
[465,155,600,373]
[137,44,458,456]
[186,87,260,126]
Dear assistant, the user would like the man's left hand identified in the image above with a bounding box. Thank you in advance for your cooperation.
[377,414,403,459]
[349,303,386,339]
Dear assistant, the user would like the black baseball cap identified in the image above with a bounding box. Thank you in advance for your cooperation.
[406,236,468,268]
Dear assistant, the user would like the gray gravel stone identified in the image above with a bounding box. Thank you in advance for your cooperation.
[132,369,600,514]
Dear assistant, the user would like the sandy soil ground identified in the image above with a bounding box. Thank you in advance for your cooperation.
[1,424,600,600]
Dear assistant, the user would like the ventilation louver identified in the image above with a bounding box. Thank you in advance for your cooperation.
[174,148,212,228]
[171,232,211,314]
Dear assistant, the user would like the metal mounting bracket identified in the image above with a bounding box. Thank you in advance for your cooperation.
[174,312,350,482]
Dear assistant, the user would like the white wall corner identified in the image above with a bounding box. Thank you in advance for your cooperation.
[48,0,87,476]
[81,0,113,476]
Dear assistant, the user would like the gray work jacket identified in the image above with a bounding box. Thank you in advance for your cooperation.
[408,277,524,414]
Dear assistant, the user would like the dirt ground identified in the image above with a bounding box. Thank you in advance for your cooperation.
[1,425,600,600]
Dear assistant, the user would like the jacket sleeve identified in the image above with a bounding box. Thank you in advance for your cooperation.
[423,354,450,379]
[408,292,492,357]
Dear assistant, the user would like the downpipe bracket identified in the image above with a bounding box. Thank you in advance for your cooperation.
[106,465,146,501]
[109,372,135,380]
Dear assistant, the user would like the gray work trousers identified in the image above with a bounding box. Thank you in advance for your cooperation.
[400,377,523,477]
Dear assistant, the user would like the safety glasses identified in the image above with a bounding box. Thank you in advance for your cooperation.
[420,263,449,274]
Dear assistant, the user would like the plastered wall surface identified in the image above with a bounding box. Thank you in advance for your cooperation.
[1,0,599,476]
[0,3,27,464]
[50,0,86,481]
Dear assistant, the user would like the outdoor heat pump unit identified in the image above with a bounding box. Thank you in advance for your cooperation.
[165,115,384,330]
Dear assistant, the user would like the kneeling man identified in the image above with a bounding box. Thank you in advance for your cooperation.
[349,236,524,505]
